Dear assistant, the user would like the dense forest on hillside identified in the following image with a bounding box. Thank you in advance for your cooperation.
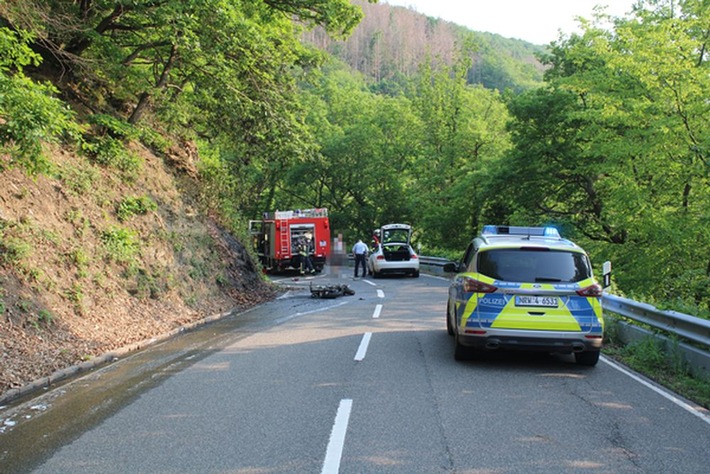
[302,0,545,92]
[0,0,708,396]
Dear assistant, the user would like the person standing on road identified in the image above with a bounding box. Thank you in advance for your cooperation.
[371,229,380,251]
[352,238,368,278]
[298,236,315,274]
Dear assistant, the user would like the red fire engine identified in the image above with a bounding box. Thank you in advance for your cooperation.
[249,208,331,273]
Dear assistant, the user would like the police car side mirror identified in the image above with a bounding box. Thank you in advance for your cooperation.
[443,262,460,273]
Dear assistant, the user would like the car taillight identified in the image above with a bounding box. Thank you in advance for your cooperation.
[410,253,418,259]
[577,284,602,297]
[463,277,497,293]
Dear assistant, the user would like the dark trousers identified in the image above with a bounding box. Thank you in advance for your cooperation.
[354,253,367,277]
[301,255,314,273]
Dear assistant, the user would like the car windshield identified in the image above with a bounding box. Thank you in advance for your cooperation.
[476,248,591,283]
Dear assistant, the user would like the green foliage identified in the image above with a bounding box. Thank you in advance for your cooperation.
[68,248,90,278]
[139,128,171,154]
[473,32,545,91]
[2,0,704,323]
[82,135,142,176]
[78,115,144,177]
[37,309,54,325]
[64,282,84,314]
[621,336,667,371]
[117,196,158,222]
[60,164,100,196]
[418,246,464,262]
[187,260,207,281]
[601,317,623,347]
[500,1,709,312]
[605,333,710,408]
[288,64,420,238]
[100,226,140,265]
[26,266,43,283]
[165,231,185,253]
[0,26,40,70]
[88,114,140,141]
[16,298,31,313]
[131,266,173,300]
[0,233,32,267]
[304,3,545,93]
[65,209,91,238]
[195,145,249,226]
[266,0,366,37]
[410,57,511,249]
[0,28,80,174]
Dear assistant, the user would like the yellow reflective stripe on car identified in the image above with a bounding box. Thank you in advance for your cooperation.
[491,299,582,331]
[459,296,478,329]
[456,278,603,332]
[590,297,604,327]
[475,273,497,284]
[487,282,581,331]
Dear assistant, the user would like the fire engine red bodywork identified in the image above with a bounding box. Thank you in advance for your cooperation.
[249,209,331,273]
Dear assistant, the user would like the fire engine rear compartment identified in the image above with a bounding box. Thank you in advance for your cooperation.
[249,209,330,274]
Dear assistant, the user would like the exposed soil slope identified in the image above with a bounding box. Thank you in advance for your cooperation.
[0,142,276,401]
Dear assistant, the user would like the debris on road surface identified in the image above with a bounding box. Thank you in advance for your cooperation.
[310,282,355,299]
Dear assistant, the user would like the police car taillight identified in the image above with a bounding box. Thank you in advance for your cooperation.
[463,277,497,293]
[576,284,602,297]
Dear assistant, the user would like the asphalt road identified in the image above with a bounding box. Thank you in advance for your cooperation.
[1,265,709,473]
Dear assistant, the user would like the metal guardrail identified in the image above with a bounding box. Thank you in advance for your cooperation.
[601,293,710,348]
[419,256,709,349]
[419,256,448,274]
[349,254,708,377]
[601,294,710,380]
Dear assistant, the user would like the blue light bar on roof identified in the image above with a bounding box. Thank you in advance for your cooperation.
[543,226,561,238]
[482,225,561,238]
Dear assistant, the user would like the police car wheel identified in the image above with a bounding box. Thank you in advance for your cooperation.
[446,305,454,336]
[454,331,471,361]
[575,350,600,366]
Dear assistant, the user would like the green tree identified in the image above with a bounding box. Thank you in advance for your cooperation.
[411,56,511,249]
[285,62,423,239]
[501,0,709,310]
[0,0,377,233]
[0,27,78,173]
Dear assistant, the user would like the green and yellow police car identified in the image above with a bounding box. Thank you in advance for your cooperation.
[444,225,607,366]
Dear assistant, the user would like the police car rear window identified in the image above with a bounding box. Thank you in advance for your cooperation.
[476,249,591,283]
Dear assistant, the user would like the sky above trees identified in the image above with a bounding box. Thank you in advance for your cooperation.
[381,0,636,44]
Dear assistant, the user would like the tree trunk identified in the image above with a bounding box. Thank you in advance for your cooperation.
[128,43,178,124]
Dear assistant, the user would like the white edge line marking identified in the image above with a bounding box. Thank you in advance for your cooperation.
[354,333,372,361]
[424,273,451,282]
[372,305,383,319]
[276,290,295,300]
[601,356,710,425]
[362,279,377,286]
[321,399,353,474]
[377,290,385,298]
[274,301,350,325]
